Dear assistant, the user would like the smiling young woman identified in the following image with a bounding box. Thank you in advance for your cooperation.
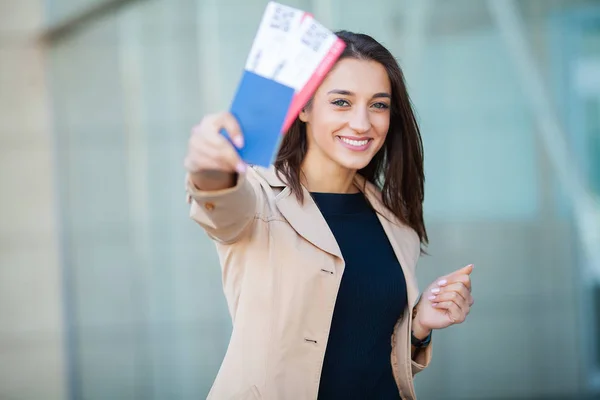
[184,31,474,400]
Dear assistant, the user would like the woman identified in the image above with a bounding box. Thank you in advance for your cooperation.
[184,31,474,400]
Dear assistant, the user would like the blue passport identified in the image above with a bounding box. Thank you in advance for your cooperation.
[222,71,295,167]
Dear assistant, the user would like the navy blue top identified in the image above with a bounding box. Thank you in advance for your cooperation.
[312,192,407,400]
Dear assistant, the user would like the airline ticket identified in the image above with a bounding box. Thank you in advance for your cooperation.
[225,2,346,167]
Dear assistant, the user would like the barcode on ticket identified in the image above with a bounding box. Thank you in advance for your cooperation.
[269,4,296,32]
[269,14,340,90]
[301,22,329,52]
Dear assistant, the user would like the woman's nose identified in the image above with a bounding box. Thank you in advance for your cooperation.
[348,108,372,133]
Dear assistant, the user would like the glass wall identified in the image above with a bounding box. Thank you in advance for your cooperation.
[46,0,600,398]
[552,4,600,391]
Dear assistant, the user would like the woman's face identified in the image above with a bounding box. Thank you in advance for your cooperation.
[300,58,391,172]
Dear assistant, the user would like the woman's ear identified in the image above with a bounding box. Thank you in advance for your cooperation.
[299,98,313,122]
[299,108,309,123]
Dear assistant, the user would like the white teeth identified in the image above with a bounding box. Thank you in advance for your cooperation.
[340,137,369,147]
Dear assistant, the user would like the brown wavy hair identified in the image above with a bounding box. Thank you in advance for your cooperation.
[274,30,428,248]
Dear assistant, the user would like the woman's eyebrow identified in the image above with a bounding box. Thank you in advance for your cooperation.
[327,89,391,99]
[372,92,391,99]
[327,89,353,96]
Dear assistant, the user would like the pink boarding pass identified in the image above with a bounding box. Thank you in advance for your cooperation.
[276,16,346,133]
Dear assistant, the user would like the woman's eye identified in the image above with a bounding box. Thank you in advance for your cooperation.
[332,99,350,107]
[372,102,390,110]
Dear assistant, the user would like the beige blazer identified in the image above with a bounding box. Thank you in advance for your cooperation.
[186,166,432,400]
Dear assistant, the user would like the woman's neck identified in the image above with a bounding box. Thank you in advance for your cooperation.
[300,152,359,194]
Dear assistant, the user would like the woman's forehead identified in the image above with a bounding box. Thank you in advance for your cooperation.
[318,58,391,95]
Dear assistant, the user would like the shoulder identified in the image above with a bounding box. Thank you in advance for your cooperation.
[248,165,286,187]
[244,165,287,199]
[240,166,287,216]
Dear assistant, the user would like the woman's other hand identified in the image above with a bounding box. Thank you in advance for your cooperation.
[412,264,474,338]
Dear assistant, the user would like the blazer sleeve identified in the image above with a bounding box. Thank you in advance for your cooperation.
[411,236,432,376]
[411,344,432,376]
[186,171,258,244]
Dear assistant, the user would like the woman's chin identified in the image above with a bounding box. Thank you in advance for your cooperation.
[334,156,373,171]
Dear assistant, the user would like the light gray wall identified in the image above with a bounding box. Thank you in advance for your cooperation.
[0,1,67,399]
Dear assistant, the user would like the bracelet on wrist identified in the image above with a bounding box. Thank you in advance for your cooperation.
[411,330,432,348]
[411,301,432,348]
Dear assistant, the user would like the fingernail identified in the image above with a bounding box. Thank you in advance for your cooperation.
[427,295,436,301]
[437,279,447,286]
[232,136,244,149]
[432,303,439,307]
[431,287,441,294]
[236,162,247,174]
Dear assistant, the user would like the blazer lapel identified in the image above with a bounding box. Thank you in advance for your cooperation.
[257,167,342,260]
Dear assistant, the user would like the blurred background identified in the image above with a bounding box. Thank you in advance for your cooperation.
[1,0,600,399]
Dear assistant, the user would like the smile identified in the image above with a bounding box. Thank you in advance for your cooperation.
[336,136,372,151]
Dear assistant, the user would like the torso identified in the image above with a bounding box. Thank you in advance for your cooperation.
[190,166,424,400]
[312,192,407,400]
